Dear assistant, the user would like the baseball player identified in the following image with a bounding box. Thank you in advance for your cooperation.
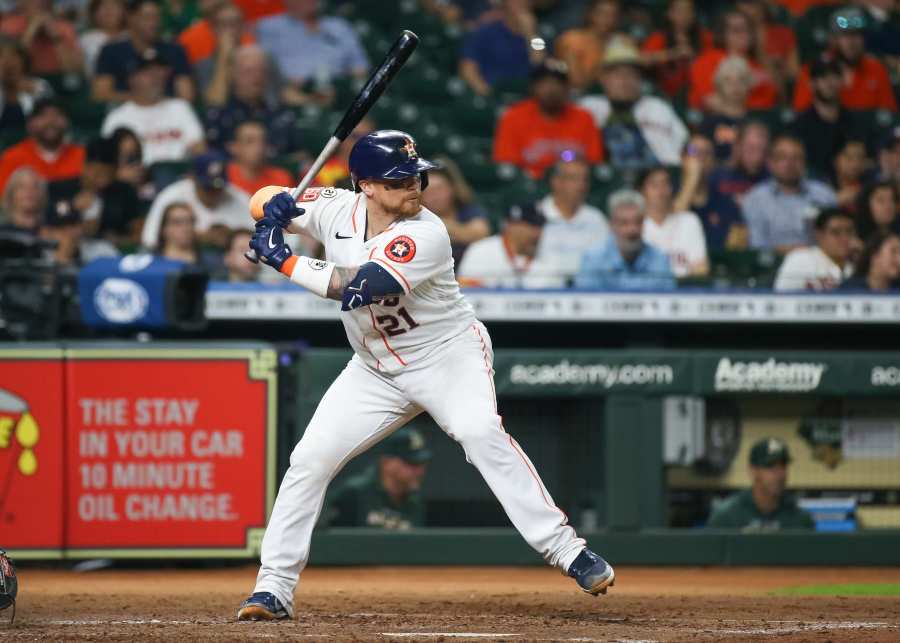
[237,130,614,621]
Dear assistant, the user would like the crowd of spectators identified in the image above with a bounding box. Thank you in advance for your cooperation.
[0,0,898,292]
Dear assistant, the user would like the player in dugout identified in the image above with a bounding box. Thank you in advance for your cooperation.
[236,130,615,621]
[324,426,431,530]
[706,437,815,531]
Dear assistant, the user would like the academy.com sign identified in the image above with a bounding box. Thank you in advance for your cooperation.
[509,360,674,388]
[714,357,827,392]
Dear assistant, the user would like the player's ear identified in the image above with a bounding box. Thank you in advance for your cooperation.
[359,179,376,198]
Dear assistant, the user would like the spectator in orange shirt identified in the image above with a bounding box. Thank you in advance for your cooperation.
[0,98,84,194]
[0,0,83,75]
[554,0,621,91]
[493,59,603,180]
[688,10,779,110]
[736,0,800,85]
[641,0,713,98]
[793,6,897,112]
[178,0,255,65]
[225,120,292,195]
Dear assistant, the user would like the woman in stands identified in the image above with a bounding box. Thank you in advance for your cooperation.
[80,0,126,79]
[0,38,53,133]
[0,166,45,233]
[856,181,900,240]
[554,0,622,91]
[841,230,900,291]
[641,0,712,99]
[688,10,778,110]
[696,56,753,162]
[154,201,214,268]
[420,155,490,265]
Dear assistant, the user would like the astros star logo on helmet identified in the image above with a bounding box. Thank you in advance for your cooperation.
[385,235,416,263]
[401,137,418,160]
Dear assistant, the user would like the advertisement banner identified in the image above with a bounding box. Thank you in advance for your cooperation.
[64,348,276,556]
[0,349,65,556]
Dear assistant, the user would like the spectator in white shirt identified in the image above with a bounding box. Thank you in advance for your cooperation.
[141,151,251,249]
[101,48,205,166]
[535,157,609,284]
[774,208,856,291]
[639,165,709,278]
[457,202,564,289]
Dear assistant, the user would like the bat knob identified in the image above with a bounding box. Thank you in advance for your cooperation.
[244,250,260,264]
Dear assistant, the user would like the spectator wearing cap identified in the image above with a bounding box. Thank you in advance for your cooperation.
[0,98,84,193]
[324,427,432,530]
[203,44,302,155]
[419,155,490,266]
[581,37,687,174]
[673,133,747,251]
[840,229,900,291]
[93,0,194,104]
[457,203,564,288]
[42,191,120,267]
[221,228,260,282]
[141,151,252,249]
[774,208,856,290]
[793,6,896,112]
[47,137,141,246]
[706,437,814,530]
[80,0,126,79]
[0,0,83,75]
[553,0,622,91]
[534,158,609,283]
[696,56,753,163]
[792,55,867,181]
[688,9,779,111]
[641,0,714,99]
[742,134,837,253]
[493,59,603,180]
[0,37,53,133]
[256,0,368,104]
[101,48,205,167]
[459,0,545,96]
[225,120,292,195]
[708,120,770,210]
[639,166,709,278]
[575,189,675,291]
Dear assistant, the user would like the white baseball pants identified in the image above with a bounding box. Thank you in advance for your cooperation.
[253,323,585,614]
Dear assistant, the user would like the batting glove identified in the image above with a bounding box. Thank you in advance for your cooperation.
[263,192,306,229]
[250,218,293,271]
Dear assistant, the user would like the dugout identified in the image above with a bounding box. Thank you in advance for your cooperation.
[288,347,900,567]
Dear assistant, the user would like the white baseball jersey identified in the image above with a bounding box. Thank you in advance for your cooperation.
[289,186,477,374]
[642,211,708,278]
[774,246,853,291]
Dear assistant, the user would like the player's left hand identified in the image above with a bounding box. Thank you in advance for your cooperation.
[263,192,306,229]
[250,217,293,271]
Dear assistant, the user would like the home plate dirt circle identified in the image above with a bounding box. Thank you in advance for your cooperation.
[7,566,900,642]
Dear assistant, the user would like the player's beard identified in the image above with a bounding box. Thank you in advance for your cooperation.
[396,193,422,218]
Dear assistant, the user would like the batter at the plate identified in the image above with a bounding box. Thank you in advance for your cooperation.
[237,129,615,621]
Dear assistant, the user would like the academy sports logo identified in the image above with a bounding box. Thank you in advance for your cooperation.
[714,358,826,392]
[509,360,674,388]
[871,366,900,386]
[385,235,416,263]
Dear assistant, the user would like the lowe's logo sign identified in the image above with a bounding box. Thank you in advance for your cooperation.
[94,278,149,323]
[714,358,826,392]
[872,366,900,386]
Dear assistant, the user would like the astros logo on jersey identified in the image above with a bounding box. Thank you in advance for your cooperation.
[385,235,416,263]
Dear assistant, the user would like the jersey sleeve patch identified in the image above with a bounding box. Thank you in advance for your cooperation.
[299,187,324,202]
[385,235,417,263]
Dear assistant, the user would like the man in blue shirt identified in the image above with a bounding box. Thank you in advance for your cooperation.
[459,0,545,95]
[741,134,837,255]
[256,0,368,94]
[575,189,675,291]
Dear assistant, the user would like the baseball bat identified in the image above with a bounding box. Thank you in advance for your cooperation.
[245,29,419,263]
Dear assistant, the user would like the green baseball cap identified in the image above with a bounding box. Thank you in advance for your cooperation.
[381,428,432,464]
[749,437,792,467]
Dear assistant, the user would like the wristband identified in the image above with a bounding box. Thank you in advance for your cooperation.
[280,255,335,298]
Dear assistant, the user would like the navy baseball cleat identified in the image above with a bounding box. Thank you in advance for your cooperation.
[237,592,289,621]
[568,548,615,596]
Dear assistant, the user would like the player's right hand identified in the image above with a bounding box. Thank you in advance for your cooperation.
[263,192,306,229]
[250,217,293,271]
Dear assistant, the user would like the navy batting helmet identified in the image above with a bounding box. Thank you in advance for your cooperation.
[349,130,438,192]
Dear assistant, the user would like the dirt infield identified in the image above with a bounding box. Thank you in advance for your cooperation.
[6,565,900,642]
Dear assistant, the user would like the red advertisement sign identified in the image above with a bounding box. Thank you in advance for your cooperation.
[0,357,65,553]
[65,356,272,551]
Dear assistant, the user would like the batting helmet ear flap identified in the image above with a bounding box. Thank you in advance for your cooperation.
[420,171,429,191]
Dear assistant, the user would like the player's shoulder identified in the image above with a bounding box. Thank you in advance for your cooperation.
[396,208,452,242]
[297,186,355,205]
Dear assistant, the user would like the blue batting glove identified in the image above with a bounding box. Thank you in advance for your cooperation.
[263,192,306,229]
[250,218,293,271]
